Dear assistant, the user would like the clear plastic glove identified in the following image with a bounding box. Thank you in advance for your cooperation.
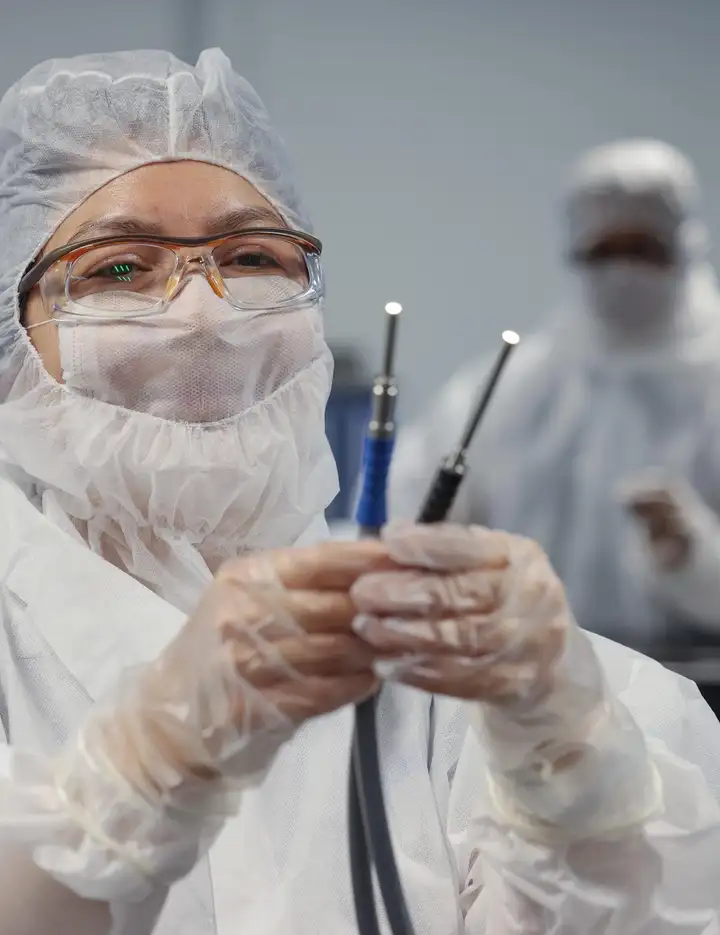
[15,540,386,901]
[351,524,565,708]
[621,474,720,629]
[352,524,660,838]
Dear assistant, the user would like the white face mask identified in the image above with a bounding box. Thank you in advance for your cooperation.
[57,276,325,423]
[1,277,338,609]
[579,262,682,335]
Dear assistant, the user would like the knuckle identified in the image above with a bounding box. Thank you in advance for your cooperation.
[526,614,568,669]
[509,534,546,569]
[520,575,546,606]
[216,557,242,580]
[519,534,545,557]
[545,576,567,615]
[547,611,569,644]
[218,552,281,587]
[452,572,502,613]
[232,640,267,676]
[526,555,563,599]
[215,554,261,584]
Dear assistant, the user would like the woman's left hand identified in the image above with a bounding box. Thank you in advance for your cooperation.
[350,524,568,709]
[352,524,661,838]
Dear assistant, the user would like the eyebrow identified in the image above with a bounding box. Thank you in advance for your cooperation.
[68,205,287,242]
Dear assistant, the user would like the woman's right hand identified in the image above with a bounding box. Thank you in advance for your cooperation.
[21,540,389,905]
[103,539,389,802]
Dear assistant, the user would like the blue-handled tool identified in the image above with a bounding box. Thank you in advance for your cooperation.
[355,302,402,536]
[349,301,413,935]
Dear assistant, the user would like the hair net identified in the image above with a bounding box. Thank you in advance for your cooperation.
[0,49,338,611]
[564,139,707,261]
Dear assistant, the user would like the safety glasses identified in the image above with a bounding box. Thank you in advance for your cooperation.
[18,227,324,319]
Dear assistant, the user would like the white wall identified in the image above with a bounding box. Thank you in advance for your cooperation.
[3,0,720,417]
[0,0,187,80]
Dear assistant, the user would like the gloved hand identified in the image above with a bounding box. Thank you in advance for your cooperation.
[29,539,386,900]
[622,477,696,571]
[351,523,566,709]
[351,524,659,838]
[117,540,385,793]
[620,474,720,629]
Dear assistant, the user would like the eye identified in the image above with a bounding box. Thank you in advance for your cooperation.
[91,261,141,282]
[227,250,280,270]
[71,246,162,283]
[214,235,309,283]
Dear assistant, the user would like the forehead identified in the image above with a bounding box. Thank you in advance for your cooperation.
[47,161,280,248]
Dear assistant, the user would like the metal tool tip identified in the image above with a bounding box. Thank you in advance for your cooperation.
[502,329,520,346]
[385,301,403,316]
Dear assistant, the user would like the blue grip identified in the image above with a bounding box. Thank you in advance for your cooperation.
[355,436,395,529]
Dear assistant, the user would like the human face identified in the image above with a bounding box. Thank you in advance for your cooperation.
[572,228,676,269]
[23,160,286,381]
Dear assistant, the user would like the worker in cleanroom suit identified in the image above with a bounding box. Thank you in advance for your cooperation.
[391,139,720,654]
[0,56,718,934]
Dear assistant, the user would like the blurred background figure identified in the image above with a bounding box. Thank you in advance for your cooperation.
[390,140,720,671]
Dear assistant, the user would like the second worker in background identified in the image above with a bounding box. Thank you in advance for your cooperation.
[391,139,720,657]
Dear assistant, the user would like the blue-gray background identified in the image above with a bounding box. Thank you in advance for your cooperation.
[5,0,720,419]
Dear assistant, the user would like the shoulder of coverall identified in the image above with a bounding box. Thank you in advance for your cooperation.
[584,630,717,752]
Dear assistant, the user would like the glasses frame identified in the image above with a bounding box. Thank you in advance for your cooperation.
[19,226,324,319]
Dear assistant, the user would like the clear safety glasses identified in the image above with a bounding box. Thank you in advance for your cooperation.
[18,227,324,320]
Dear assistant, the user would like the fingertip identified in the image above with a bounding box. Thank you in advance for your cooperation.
[352,613,374,636]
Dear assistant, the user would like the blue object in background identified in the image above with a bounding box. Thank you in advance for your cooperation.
[325,384,372,520]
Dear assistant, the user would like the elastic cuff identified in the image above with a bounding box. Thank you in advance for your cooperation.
[486,758,663,843]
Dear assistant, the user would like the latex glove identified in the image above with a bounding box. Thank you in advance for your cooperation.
[621,474,720,629]
[351,524,659,838]
[21,539,386,901]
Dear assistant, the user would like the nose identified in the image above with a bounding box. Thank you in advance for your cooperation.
[166,255,226,302]
[163,275,234,333]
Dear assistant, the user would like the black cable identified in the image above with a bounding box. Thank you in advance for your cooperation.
[348,737,382,935]
[350,698,416,935]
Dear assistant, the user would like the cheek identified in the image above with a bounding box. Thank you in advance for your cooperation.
[23,294,63,383]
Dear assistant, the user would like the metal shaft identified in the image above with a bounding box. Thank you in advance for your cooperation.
[449,335,518,469]
[369,308,401,439]
[382,308,400,381]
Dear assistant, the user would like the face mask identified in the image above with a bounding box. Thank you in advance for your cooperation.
[1,276,338,610]
[57,276,326,423]
[579,262,682,334]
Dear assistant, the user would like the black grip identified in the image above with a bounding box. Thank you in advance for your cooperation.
[416,467,464,523]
